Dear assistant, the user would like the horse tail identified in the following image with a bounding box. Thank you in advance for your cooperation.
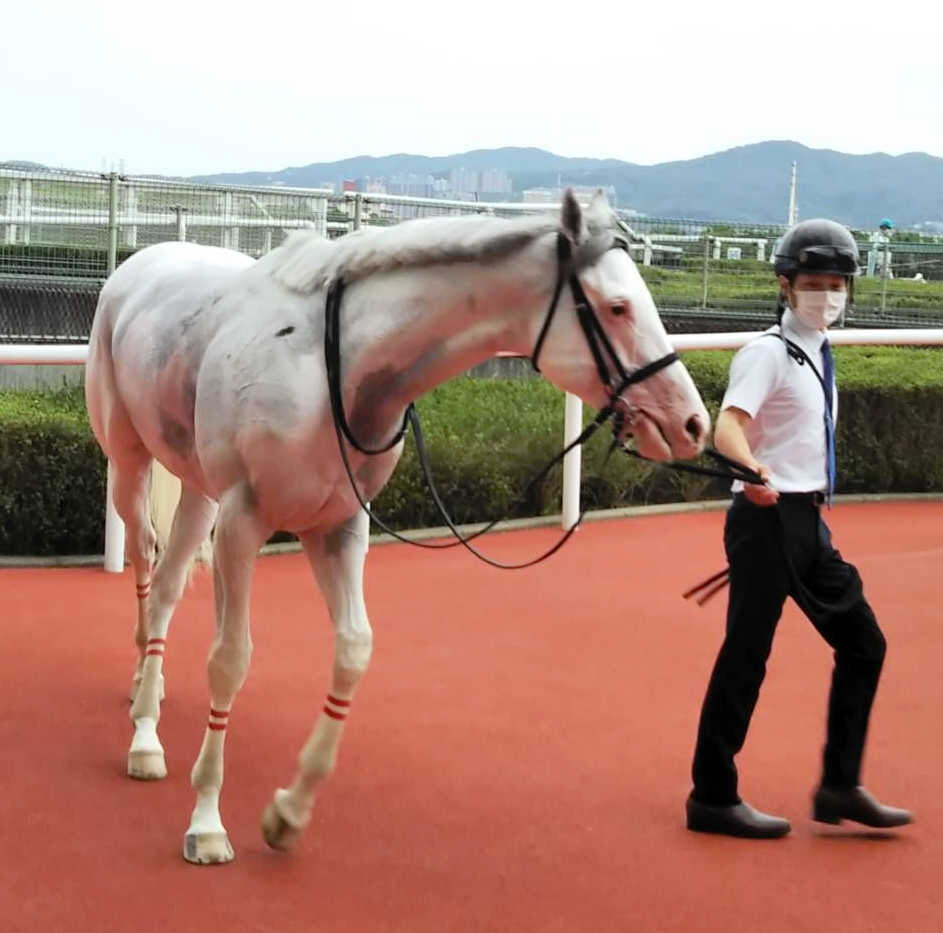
[147,462,178,557]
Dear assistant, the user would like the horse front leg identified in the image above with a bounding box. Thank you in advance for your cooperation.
[261,509,373,851]
[183,484,269,864]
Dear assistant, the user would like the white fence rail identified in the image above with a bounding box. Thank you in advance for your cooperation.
[6,327,943,571]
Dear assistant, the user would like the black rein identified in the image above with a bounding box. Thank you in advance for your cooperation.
[323,229,762,569]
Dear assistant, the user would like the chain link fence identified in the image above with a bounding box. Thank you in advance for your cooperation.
[624,214,943,327]
[4,167,943,343]
[1,168,330,342]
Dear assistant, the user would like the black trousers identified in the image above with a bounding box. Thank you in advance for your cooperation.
[691,494,887,805]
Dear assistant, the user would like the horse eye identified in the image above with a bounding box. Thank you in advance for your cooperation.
[610,302,629,317]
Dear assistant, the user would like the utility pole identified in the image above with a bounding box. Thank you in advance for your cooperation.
[787,161,798,226]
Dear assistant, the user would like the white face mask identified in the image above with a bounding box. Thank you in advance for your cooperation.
[793,290,846,330]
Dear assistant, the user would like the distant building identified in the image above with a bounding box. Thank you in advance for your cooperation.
[387,173,437,197]
[449,167,479,195]
[449,168,512,197]
[479,169,512,195]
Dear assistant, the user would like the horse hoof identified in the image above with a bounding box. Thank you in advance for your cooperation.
[183,831,234,865]
[262,801,301,851]
[127,749,167,781]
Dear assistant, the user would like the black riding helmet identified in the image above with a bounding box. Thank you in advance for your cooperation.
[774,219,860,279]
[773,219,859,321]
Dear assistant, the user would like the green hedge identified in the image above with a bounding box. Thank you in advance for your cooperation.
[0,389,108,555]
[2,347,943,556]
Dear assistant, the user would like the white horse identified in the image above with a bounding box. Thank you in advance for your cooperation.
[85,190,709,864]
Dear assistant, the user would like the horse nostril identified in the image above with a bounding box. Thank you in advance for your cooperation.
[685,415,704,443]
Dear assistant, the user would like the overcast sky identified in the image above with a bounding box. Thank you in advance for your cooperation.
[3,0,940,176]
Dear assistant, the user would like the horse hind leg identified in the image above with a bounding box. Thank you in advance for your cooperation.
[261,509,373,851]
[129,463,199,699]
[128,484,218,781]
[106,450,162,704]
[128,468,166,705]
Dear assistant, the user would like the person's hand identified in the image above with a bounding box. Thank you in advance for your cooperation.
[743,463,779,506]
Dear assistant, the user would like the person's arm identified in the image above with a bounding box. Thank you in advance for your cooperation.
[715,406,779,506]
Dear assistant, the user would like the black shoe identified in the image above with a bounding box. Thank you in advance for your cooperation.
[812,785,913,828]
[686,794,791,838]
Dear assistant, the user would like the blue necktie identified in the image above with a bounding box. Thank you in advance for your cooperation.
[821,340,836,504]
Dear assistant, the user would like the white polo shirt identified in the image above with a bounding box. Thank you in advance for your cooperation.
[722,307,837,493]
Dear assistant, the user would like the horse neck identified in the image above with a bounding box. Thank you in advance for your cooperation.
[342,249,553,407]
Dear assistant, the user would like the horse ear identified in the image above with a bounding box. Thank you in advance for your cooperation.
[560,188,586,244]
[589,188,612,211]
[588,188,610,214]
[584,188,612,231]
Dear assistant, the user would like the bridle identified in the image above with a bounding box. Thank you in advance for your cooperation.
[530,231,681,424]
[324,226,762,569]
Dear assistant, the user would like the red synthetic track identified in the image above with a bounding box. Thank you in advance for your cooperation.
[3,502,942,932]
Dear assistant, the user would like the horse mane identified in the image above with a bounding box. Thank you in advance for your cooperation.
[258,212,617,295]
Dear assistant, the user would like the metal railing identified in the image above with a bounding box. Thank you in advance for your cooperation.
[1,168,331,266]
[0,168,332,341]
[4,167,943,345]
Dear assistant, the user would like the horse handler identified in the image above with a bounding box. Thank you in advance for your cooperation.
[685,219,913,838]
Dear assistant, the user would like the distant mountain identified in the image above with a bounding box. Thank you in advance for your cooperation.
[0,160,51,171]
[189,147,613,187]
[191,142,943,228]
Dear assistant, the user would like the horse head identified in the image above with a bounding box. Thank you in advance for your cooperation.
[533,189,709,462]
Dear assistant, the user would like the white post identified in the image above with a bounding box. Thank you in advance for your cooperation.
[124,186,138,248]
[222,192,234,247]
[309,196,327,236]
[21,180,31,245]
[173,206,187,242]
[4,179,18,244]
[561,391,582,529]
[106,172,119,276]
[222,191,239,249]
[352,193,363,231]
[104,461,126,573]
